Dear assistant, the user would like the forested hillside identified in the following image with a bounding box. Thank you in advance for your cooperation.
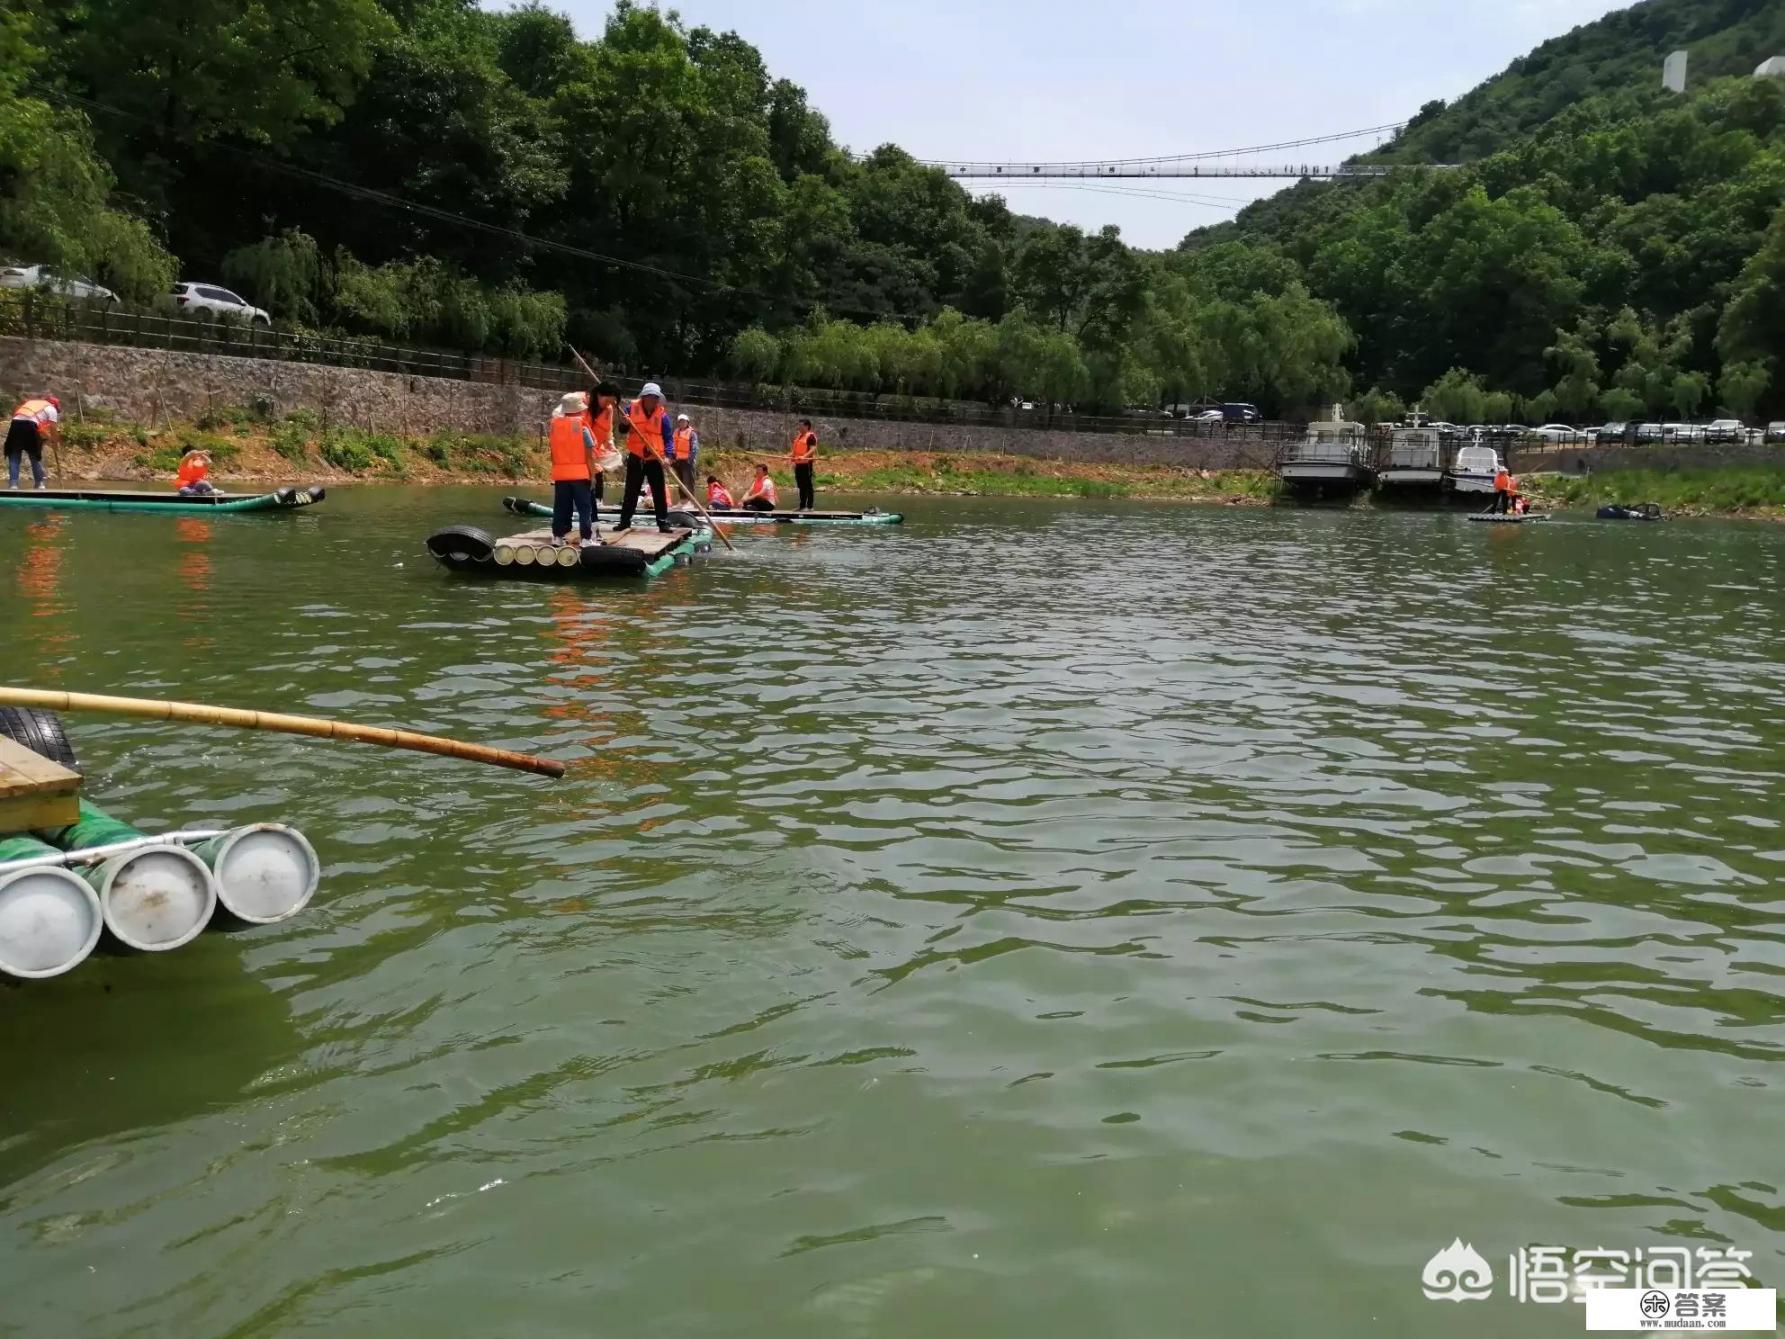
[1,0,1782,419]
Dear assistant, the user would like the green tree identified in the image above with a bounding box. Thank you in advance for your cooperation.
[1352,387,1407,425]
[726,328,782,382]
[1717,361,1770,419]
[1421,368,1490,424]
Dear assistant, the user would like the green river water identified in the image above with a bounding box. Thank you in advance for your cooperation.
[0,487,1781,1337]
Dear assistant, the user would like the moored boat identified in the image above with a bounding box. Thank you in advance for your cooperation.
[1596,503,1664,521]
[501,497,903,526]
[1375,427,1448,493]
[1277,418,1374,496]
[0,486,325,515]
[428,522,710,580]
[1444,445,1503,501]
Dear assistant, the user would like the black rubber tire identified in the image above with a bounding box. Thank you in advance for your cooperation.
[426,524,496,567]
[578,544,647,576]
[0,707,78,770]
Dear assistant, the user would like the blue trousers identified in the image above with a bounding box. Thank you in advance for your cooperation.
[552,479,594,540]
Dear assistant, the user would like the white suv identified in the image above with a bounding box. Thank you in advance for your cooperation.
[0,264,117,304]
[170,282,271,325]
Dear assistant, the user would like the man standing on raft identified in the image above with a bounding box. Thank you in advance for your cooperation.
[670,413,699,499]
[617,382,674,533]
[548,391,600,547]
[790,417,818,511]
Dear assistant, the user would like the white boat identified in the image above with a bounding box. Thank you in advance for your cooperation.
[1277,418,1374,493]
[1446,444,1503,497]
[1377,427,1446,490]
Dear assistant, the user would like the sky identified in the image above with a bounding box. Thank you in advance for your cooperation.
[500,0,1635,249]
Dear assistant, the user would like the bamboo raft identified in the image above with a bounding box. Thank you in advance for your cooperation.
[0,732,318,979]
[502,496,904,526]
[427,522,710,579]
[0,486,326,515]
[1467,513,1551,524]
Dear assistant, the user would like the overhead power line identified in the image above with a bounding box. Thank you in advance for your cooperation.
[917,121,1406,171]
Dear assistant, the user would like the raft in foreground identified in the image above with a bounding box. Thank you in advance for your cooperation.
[502,496,902,526]
[0,486,326,515]
[1466,513,1551,524]
[428,523,710,579]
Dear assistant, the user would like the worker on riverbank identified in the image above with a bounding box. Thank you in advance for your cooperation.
[548,391,599,546]
[1487,464,1514,514]
[6,394,59,490]
[790,417,817,511]
[742,463,778,511]
[617,382,674,532]
[174,446,215,496]
[670,413,699,498]
[707,474,736,510]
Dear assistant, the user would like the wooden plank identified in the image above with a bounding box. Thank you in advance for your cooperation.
[495,527,692,557]
[0,737,81,799]
[0,737,81,833]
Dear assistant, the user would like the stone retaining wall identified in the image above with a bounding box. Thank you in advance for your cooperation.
[0,337,1275,468]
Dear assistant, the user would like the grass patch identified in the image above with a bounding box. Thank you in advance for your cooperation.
[270,421,311,463]
[427,429,534,476]
[60,423,113,451]
[1527,465,1785,515]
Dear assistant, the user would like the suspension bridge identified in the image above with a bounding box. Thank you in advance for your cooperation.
[918,122,1460,183]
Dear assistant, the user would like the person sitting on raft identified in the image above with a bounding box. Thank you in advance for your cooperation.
[548,391,600,547]
[741,463,778,511]
[706,474,735,510]
[174,447,215,496]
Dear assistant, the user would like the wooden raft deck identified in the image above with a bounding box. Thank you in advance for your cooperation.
[0,737,81,833]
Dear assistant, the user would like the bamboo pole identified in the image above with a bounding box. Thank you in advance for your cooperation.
[564,345,738,553]
[0,689,566,779]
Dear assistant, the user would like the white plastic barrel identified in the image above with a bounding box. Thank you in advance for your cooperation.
[82,845,217,952]
[0,864,105,978]
[192,824,320,926]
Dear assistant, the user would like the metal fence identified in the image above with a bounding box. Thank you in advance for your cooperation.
[0,292,1322,440]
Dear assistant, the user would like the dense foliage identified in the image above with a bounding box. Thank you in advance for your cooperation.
[6,0,1784,416]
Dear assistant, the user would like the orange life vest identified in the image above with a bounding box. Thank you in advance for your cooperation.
[708,481,735,508]
[791,429,816,464]
[671,425,694,461]
[549,414,591,482]
[1507,475,1519,494]
[174,455,208,489]
[625,402,669,460]
[1493,468,1511,492]
[591,405,614,449]
[11,399,53,424]
[746,474,777,505]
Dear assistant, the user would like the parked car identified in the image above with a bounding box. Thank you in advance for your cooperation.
[1665,423,1706,443]
[1530,423,1579,442]
[1635,422,1665,442]
[1768,422,1785,444]
[169,282,271,325]
[1707,419,1746,443]
[1591,422,1630,443]
[1192,409,1226,422]
[1219,403,1261,423]
[0,263,117,304]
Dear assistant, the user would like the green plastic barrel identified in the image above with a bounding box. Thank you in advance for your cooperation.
[0,835,104,978]
[190,824,320,925]
[38,803,216,952]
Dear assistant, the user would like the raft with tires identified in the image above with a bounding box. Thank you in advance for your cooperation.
[0,485,326,515]
[0,707,320,980]
[501,496,903,526]
[427,521,711,580]
[1466,512,1551,524]
[1596,503,1664,521]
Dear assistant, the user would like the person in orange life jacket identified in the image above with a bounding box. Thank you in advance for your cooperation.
[706,474,736,510]
[742,463,778,511]
[616,381,674,532]
[669,413,699,497]
[548,390,600,545]
[586,381,621,513]
[174,446,215,496]
[1487,465,1513,514]
[789,417,817,510]
[7,394,59,490]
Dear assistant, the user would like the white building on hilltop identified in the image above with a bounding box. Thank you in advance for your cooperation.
[1757,56,1785,79]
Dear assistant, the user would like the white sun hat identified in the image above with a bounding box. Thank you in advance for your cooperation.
[557,391,587,415]
[640,382,664,399]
